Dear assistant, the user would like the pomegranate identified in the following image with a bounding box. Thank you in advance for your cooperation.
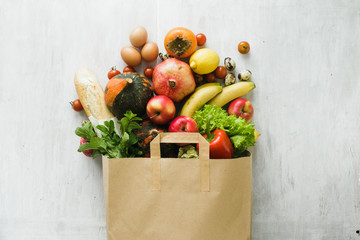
[152,58,195,102]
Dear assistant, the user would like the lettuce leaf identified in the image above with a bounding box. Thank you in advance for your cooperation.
[192,104,255,157]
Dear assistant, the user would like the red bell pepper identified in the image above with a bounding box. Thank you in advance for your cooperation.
[203,129,234,159]
[198,115,234,159]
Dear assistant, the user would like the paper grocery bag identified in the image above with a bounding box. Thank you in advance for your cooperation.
[102,132,252,240]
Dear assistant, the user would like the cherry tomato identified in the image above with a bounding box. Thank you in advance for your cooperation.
[205,73,215,83]
[107,66,121,79]
[215,66,227,79]
[123,66,136,73]
[238,41,250,54]
[144,67,154,78]
[71,99,83,112]
[196,33,207,46]
[194,74,204,84]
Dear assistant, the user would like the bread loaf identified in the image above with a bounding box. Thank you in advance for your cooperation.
[74,67,114,120]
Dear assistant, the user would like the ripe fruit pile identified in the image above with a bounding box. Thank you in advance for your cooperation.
[73,26,258,159]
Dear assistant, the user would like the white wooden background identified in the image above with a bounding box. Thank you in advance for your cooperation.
[1,0,359,239]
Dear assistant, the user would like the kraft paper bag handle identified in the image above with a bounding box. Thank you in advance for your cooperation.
[150,132,210,192]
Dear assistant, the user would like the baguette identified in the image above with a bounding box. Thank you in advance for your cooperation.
[74,67,114,120]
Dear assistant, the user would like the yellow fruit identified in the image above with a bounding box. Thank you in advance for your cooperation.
[180,83,223,117]
[208,81,255,107]
[189,48,220,75]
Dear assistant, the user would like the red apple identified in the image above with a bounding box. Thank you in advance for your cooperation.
[146,95,176,125]
[227,98,254,123]
[169,116,198,146]
[169,116,199,133]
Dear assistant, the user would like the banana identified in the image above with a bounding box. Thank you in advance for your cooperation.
[207,81,255,107]
[180,83,223,117]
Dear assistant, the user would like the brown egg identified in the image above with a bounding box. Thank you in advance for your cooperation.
[121,46,141,67]
[141,42,159,62]
[129,26,147,48]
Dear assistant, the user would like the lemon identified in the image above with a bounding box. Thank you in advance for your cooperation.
[189,48,220,75]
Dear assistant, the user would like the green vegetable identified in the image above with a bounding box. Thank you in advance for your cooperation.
[75,111,143,158]
[178,145,198,158]
[192,104,255,157]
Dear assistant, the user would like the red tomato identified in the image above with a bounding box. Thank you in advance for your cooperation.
[196,33,206,46]
[107,66,121,79]
[215,66,227,79]
[194,74,204,84]
[144,67,154,78]
[123,66,136,73]
[205,73,215,83]
[71,99,83,112]
[238,41,250,54]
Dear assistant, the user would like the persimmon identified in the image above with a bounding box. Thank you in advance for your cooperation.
[164,27,197,58]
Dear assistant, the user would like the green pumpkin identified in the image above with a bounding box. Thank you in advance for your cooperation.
[104,72,153,119]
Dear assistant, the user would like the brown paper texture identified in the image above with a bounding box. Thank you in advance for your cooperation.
[102,132,252,240]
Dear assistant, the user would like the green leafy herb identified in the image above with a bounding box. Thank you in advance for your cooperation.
[75,110,143,158]
[75,120,97,141]
[192,104,255,157]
